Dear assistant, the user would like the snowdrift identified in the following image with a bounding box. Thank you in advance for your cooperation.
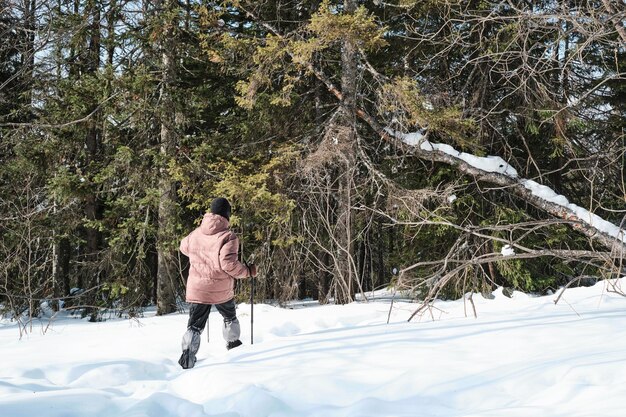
[1,280,626,417]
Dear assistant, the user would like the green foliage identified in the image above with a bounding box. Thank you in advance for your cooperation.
[102,282,129,301]
[235,0,386,109]
[307,1,387,51]
[496,257,534,291]
[176,143,299,250]
[379,77,479,149]
[488,206,589,293]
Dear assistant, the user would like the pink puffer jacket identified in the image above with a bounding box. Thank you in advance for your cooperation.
[180,213,250,304]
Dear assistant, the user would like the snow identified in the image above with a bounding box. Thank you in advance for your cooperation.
[521,179,570,206]
[396,130,425,146]
[2,280,626,417]
[391,129,626,243]
[387,129,520,178]
[522,179,626,243]
[501,244,515,256]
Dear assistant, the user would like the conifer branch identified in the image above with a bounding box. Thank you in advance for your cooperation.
[0,92,121,129]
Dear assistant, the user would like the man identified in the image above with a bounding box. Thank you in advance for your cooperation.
[178,197,257,369]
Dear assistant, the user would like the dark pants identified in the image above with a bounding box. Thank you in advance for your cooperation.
[179,299,240,369]
[187,299,240,339]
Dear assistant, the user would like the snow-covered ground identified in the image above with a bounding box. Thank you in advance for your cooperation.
[2,280,626,417]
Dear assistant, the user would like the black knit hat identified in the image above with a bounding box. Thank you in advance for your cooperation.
[210,197,231,221]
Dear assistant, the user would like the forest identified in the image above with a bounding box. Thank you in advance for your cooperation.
[1,0,624,322]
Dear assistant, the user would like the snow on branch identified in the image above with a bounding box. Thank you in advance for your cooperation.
[386,129,626,255]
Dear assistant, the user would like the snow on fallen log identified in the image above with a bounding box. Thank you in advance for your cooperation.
[387,129,626,254]
[520,179,626,245]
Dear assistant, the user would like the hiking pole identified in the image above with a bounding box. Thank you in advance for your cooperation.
[387,267,400,324]
[245,261,254,345]
[251,272,255,345]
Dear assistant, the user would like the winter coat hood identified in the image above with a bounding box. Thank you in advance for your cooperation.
[200,213,229,236]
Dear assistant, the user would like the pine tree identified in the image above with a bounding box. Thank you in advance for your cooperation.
[153,0,180,315]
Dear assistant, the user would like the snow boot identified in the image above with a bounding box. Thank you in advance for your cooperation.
[226,339,242,350]
[178,349,196,369]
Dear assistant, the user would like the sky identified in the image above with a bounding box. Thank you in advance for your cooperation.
[1,279,626,417]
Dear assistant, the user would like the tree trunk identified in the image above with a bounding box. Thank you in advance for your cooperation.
[156,0,179,315]
[83,1,103,315]
[334,0,358,303]
[317,251,330,303]
[148,242,158,304]
[106,0,117,67]
[52,236,70,310]
[357,237,365,291]
[376,218,384,291]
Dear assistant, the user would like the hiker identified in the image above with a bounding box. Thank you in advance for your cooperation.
[178,197,257,369]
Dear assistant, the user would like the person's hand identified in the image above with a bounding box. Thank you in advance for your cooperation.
[248,264,258,277]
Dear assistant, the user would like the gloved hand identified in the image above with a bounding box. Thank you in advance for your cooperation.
[248,264,258,277]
